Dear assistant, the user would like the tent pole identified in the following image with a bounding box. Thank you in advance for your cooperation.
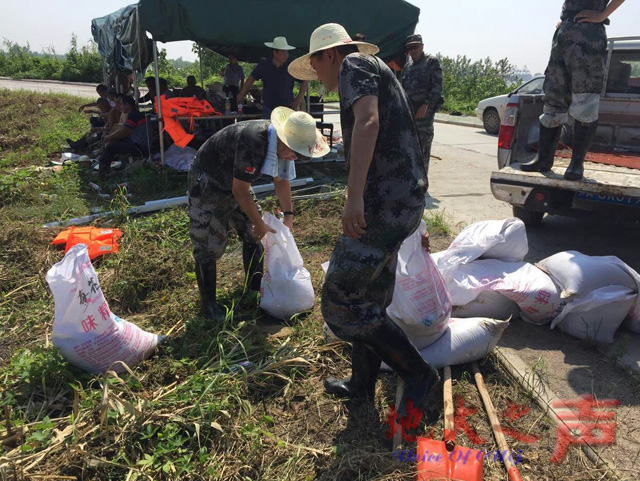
[198,44,204,88]
[152,39,165,166]
[134,71,140,104]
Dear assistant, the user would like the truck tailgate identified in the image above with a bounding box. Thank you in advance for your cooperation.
[491,159,640,198]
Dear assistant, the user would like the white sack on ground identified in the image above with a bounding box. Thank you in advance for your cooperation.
[434,218,528,273]
[550,285,637,343]
[453,291,520,320]
[537,251,637,299]
[387,220,451,347]
[260,213,315,320]
[537,250,640,334]
[46,245,162,374]
[444,259,564,325]
[381,317,510,371]
[164,144,197,171]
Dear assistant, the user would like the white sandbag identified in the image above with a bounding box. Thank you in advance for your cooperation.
[164,144,197,171]
[396,318,449,351]
[453,291,520,320]
[45,245,162,374]
[550,285,636,343]
[537,251,637,299]
[260,213,315,319]
[499,263,565,325]
[381,317,510,371]
[434,218,528,272]
[444,259,522,306]
[623,311,640,334]
[387,221,451,341]
[444,259,563,324]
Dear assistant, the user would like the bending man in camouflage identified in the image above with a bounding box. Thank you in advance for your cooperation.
[402,34,444,176]
[522,0,626,180]
[289,24,440,418]
[188,109,328,321]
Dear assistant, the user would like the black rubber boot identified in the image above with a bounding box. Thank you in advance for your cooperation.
[194,260,226,322]
[242,240,264,292]
[520,124,562,172]
[565,120,598,181]
[324,342,381,402]
[361,317,440,416]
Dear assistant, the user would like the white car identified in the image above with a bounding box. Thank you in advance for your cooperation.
[475,76,545,135]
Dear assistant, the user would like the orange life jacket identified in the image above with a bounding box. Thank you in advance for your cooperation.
[154,95,221,148]
[52,227,123,260]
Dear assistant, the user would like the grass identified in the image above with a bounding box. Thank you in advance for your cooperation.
[0,88,612,480]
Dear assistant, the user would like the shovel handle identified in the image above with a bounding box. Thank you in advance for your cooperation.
[392,377,406,451]
[472,362,523,481]
[443,366,455,447]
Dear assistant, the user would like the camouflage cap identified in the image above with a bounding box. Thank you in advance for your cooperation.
[405,34,423,46]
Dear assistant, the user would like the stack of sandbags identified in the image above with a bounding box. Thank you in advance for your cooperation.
[537,251,640,343]
[433,218,565,324]
[446,259,564,325]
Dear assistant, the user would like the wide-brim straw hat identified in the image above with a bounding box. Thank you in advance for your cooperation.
[288,23,379,80]
[264,36,295,50]
[271,107,330,158]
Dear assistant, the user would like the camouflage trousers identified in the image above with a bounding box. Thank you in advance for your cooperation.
[415,112,435,178]
[540,22,607,128]
[188,167,257,264]
[321,201,424,341]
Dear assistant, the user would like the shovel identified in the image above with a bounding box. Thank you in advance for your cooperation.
[416,366,484,480]
[472,362,523,481]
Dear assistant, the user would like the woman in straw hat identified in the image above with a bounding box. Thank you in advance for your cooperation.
[289,23,440,419]
[188,109,328,321]
[236,36,309,119]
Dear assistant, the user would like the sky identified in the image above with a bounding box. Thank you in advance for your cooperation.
[1,1,639,75]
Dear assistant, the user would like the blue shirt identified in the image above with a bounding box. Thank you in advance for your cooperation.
[251,59,297,110]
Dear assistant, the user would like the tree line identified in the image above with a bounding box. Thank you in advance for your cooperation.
[0,37,519,114]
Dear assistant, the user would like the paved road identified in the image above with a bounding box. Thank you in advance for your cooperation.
[0,78,99,98]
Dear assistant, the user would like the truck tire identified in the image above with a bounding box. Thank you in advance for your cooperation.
[483,109,501,135]
[513,206,544,226]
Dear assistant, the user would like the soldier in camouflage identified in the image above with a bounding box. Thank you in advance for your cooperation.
[289,23,440,418]
[188,110,328,321]
[522,0,626,180]
[401,34,444,176]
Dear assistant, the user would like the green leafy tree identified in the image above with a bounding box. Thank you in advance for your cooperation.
[60,34,102,82]
[438,54,520,115]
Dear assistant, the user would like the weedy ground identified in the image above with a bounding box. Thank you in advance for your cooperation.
[0,89,606,480]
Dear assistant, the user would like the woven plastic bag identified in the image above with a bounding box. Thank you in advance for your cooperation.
[387,220,451,348]
[260,213,315,319]
[46,245,162,373]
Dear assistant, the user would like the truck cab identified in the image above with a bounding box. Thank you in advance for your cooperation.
[490,36,640,225]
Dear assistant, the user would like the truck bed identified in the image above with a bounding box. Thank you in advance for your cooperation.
[492,158,640,198]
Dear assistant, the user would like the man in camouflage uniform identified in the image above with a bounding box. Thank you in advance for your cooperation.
[401,34,444,176]
[522,0,626,180]
[289,23,440,417]
[188,109,327,321]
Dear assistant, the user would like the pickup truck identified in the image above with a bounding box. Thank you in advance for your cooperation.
[490,36,640,225]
